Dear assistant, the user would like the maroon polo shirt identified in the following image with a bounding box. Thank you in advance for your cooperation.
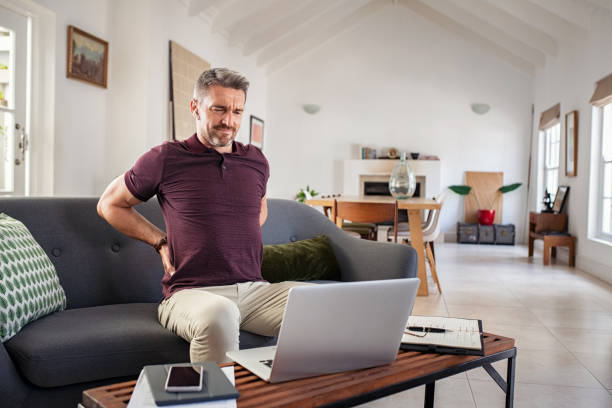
[124,134,269,300]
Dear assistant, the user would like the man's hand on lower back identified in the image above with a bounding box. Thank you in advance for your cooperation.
[159,245,176,276]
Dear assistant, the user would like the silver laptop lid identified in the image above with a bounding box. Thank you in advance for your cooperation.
[269,278,419,382]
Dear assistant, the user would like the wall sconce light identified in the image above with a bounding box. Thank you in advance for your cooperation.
[471,103,490,115]
[303,104,321,114]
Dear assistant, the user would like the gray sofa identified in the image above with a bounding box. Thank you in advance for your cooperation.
[0,197,417,407]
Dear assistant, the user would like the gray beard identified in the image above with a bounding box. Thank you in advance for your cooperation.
[204,132,233,147]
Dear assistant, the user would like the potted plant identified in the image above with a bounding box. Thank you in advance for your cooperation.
[295,185,319,203]
[449,183,522,225]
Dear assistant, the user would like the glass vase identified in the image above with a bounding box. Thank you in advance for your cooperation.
[388,152,416,199]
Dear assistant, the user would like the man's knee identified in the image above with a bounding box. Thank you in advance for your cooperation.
[191,297,240,338]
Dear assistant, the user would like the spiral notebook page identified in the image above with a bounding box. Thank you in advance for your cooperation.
[402,316,482,350]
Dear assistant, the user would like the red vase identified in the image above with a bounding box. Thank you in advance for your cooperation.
[478,209,495,225]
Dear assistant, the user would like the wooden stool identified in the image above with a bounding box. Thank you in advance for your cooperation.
[528,211,575,267]
[542,234,576,266]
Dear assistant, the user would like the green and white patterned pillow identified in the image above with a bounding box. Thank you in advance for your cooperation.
[0,213,67,342]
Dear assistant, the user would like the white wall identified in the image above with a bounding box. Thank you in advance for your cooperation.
[33,0,268,195]
[34,0,110,195]
[266,5,533,239]
[531,9,612,284]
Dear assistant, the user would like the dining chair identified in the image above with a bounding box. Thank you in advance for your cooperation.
[387,193,445,293]
[320,201,375,239]
[335,200,398,243]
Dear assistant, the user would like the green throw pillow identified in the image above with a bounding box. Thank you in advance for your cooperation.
[261,235,341,283]
[0,213,67,342]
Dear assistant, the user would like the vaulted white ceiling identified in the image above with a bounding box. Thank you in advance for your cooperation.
[182,0,611,75]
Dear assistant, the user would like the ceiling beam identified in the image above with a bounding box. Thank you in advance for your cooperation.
[266,0,388,73]
[257,0,370,67]
[484,0,582,40]
[582,0,612,13]
[187,0,221,17]
[526,0,591,30]
[411,0,545,67]
[243,0,344,57]
[451,0,558,56]
[227,0,307,48]
[211,0,279,37]
[399,0,535,75]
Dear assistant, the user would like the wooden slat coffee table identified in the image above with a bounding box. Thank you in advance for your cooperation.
[83,332,516,408]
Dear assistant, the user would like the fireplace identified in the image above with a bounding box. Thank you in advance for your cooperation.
[344,160,441,228]
[363,181,422,198]
[360,177,424,224]
[343,160,441,198]
[360,175,425,198]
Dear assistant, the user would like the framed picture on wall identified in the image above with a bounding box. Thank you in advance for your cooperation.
[249,115,264,149]
[565,110,578,177]
[552,185,570,214]
[66,25,109,88]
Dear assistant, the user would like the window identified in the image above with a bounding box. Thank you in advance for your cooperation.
[600,103,612,236]
[543,123,560,198]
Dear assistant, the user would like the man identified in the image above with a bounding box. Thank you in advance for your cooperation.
[97,68,305,363]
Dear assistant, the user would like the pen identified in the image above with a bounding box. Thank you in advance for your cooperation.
[406,326,452,333]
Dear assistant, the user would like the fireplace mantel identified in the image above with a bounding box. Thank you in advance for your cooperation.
[343,159,442,198]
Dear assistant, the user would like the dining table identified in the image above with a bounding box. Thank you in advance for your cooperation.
[305,196,441,296]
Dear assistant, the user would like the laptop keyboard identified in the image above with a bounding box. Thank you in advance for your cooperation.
[259,359,274,368]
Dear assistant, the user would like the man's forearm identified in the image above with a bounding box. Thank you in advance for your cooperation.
[99,205,165,247]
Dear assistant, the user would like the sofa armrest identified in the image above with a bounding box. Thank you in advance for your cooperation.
[0,342,29,407]
[329,236,418,282]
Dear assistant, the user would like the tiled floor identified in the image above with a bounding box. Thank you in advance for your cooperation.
[360,242,612,407]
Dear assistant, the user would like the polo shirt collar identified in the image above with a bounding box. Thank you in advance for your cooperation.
[185,133,245,155]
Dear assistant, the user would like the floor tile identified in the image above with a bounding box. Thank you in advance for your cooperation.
[483,324,564,351]
[572,352,612,389]
[469,379,612,408]
[530,308,612,332]
[446,304,543,328]
[357,377,475,408]
[466,343,602,388]
[548,327,612,353]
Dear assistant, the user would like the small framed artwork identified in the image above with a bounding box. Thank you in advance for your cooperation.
[552,185,570,214]
[249,115,264,149]
[66,25,109,88]
[565,110,578,177]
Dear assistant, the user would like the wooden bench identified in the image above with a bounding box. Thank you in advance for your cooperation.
[83,333,517,408]
[528,212,576,266]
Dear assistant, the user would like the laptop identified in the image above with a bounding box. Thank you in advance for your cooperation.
[226,278,419,383]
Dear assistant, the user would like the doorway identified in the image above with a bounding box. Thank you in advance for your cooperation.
[0,5,27,196]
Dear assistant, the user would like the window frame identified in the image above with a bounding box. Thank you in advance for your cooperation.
[542,123,561,204]
[596,103,612,241]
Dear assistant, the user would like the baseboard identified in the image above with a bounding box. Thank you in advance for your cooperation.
[531,242,612,285]
[443,231,525,245]
[576,255,612,286]
[443,232,456,243]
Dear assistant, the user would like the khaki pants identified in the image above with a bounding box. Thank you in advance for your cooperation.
[158,281,310,363]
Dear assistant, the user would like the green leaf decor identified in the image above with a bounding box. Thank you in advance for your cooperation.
[499,183,522,194]
[448,185,472,195]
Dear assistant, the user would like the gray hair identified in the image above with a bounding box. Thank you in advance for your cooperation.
[193,67,249,101]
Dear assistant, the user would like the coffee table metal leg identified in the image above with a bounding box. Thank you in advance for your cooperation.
[424,382,435,408]
[505,355,516,408]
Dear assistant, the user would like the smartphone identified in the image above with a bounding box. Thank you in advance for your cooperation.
[164,365,204,393]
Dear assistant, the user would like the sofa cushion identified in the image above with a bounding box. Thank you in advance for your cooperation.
[4,303,189,387]
[261,235,341,283]
[0,214,67,342]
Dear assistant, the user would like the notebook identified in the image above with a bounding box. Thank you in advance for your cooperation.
[400,316,484,356]
[142,362,239,406]
[128,366,236,408]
